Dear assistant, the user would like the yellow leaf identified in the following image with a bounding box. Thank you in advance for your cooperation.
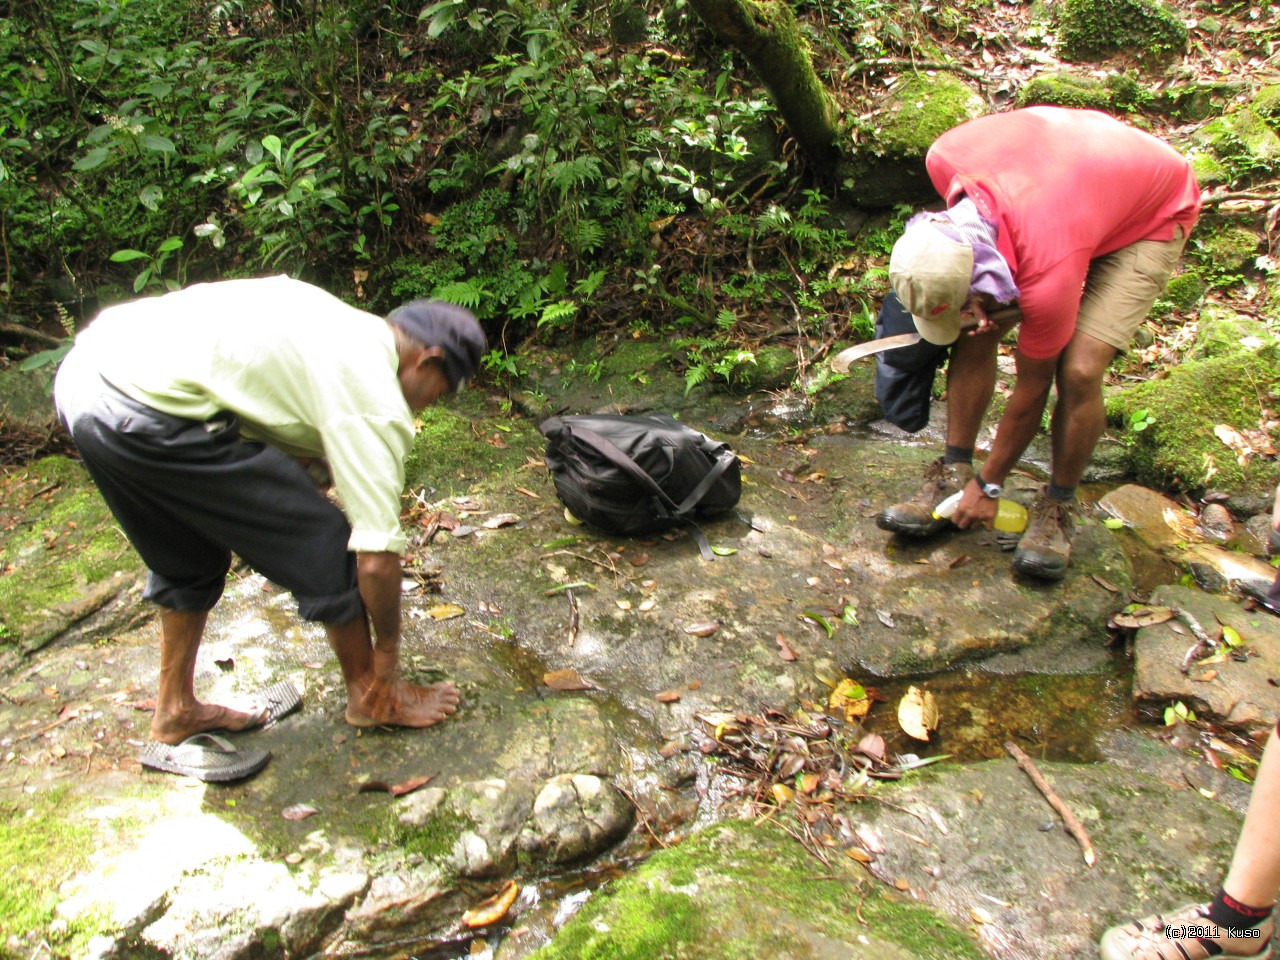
[828,678,871,721]
[799,773,821,795]
[970,906,994,924]
[897,685,940,741]
[770,784,794,806]
[461,880,519,928]
[845,847,873,863]
[425,602,466,620]
[1221,625,1244,648]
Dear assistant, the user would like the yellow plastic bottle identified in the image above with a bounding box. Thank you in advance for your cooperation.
[933,492,1028,533]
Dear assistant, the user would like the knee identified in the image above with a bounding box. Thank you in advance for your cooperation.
[1055,360,1104,403]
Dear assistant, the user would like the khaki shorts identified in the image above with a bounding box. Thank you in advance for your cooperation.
[1075,227,1189,352]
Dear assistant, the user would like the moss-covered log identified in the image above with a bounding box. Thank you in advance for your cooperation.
[685,0,840,175]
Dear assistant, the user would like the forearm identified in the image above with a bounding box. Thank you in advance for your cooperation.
[980,384,1051,484]
[357,551,403,653]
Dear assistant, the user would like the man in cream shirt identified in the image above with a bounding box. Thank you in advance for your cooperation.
[55,276,485,775]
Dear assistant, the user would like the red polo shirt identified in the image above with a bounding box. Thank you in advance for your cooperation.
[925,107,1201,358]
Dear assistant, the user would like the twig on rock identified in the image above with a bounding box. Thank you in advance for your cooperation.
[1005,741,1097,867]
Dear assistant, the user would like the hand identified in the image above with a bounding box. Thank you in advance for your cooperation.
[952,480,999,530]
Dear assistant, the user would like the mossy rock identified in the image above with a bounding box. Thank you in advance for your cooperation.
[1254,84,1280,123]
[1188,305,1277,360]
[1057,0,1188,62]
[528,819,987,960]
[1015,70,1150,112]
[1159,271,1206,311]
[0,456,146,650]
[1188,225,1262,276]
[403,391,546,498]
[1150,81,1247,122]
[1106,351,1280,495]
[847,73,987,208]
[1191,108,1280,185]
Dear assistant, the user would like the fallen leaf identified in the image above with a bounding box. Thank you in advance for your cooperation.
[897,685,940,741]
[1194,669,1219,682]
[895,878,911,891]
[770,783,794,805]
[462,880,520,928]
[775,633,798,661]
[970,906,994,924]
[1092,575,1120,592]
[281,803,319,821]
[425,602,466,620]
[543,669,598,691]
[711,546,737,557]
[829,678,871,721]
[683,621,720,637]
[284,852,304,864]
[856,733,886,763]
[616,599,632,610]
[1221,625,1244,648]
[800,611,837,638]
[627,552,650,567]
[638,597,657,612]
[390,775,435,797]
[876,609,895,628]
[515,487,540,498]
[845,847,873,863]
[656,690,681,703]
[482,513,521,529]
[1110,605,1175,629]
[799,772,821,794]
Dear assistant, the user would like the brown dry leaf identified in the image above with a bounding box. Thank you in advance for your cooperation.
[425,602,466,620]
[1194,670,1219,682]
[656,690,681,703]
[1110,606,1176,630]
[895,878,911,891]
[482,513,521,529]
[543,669,598,691]
[1092,574,1121,593]
[799,772,821,795]
[389,774,435,797]
[856,733,886,763]
[845,847,873,863]
[775,633,798,661]
[829,678,871,721]
[281,803,319,820]
[628,552,651,567]
[461,880,520,928]
[897,685,940,741]
[515,486,540,498]
[684,621,720,637]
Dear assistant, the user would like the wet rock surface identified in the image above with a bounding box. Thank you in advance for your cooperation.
[2,363,1277,959]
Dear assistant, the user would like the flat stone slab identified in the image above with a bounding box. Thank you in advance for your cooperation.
[1132,583,1280,733]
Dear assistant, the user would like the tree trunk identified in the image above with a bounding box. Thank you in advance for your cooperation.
[686,0,841,175]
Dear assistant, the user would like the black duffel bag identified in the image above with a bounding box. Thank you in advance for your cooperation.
[539,413,741,559]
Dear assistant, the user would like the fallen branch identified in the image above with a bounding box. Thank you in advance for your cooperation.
[1005,741,1097,867]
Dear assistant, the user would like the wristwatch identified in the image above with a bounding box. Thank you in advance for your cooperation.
[975,473,1002,499]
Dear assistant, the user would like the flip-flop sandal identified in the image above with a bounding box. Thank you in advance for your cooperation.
[259,679,303,727]
[139,733,270,782]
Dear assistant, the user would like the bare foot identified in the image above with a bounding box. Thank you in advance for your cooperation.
[345,678,461,729]
[150,703,269,745]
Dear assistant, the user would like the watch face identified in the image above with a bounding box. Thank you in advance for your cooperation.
[982,482,1002,498]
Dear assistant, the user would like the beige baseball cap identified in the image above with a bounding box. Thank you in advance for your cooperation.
[888,219,974,346]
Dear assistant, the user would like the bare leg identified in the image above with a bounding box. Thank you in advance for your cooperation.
[1222,729,1280,909]
[149,608,268,744]
[1048,331,1116,488]
[944,330,1001,450]
[325,614,461,729]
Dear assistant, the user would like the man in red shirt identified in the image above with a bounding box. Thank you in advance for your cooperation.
[876,106,1201,580]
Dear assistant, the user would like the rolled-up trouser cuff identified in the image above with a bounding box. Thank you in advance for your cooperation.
[144,570,227,611]
[298,588,365,625]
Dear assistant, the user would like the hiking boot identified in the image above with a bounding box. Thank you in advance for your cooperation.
[1099,902,1272,960]
[1011,489,1075,581]
[876,457,973,537]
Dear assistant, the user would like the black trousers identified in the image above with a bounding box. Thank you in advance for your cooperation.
[53,352,363,624]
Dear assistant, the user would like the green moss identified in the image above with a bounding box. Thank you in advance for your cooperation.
[1057,0,1188,62]
[0,787,99,956]
[1192,109,1280,185]
[1106,352,1280,494]
[1016,71,1150,113]
[1188,225,1262,283]
[402,395,543,497]
[876,74,986,158]
[0,457,144,646]
[531,820,985,960]
[392,807,474,861]
[1254,84,1280,123]
[734,345,794,392]
[1160,272,1206,310]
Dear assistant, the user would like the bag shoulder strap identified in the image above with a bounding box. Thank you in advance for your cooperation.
[569,424,721,561]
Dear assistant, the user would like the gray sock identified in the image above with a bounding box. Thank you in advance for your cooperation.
[944,445,973,465]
